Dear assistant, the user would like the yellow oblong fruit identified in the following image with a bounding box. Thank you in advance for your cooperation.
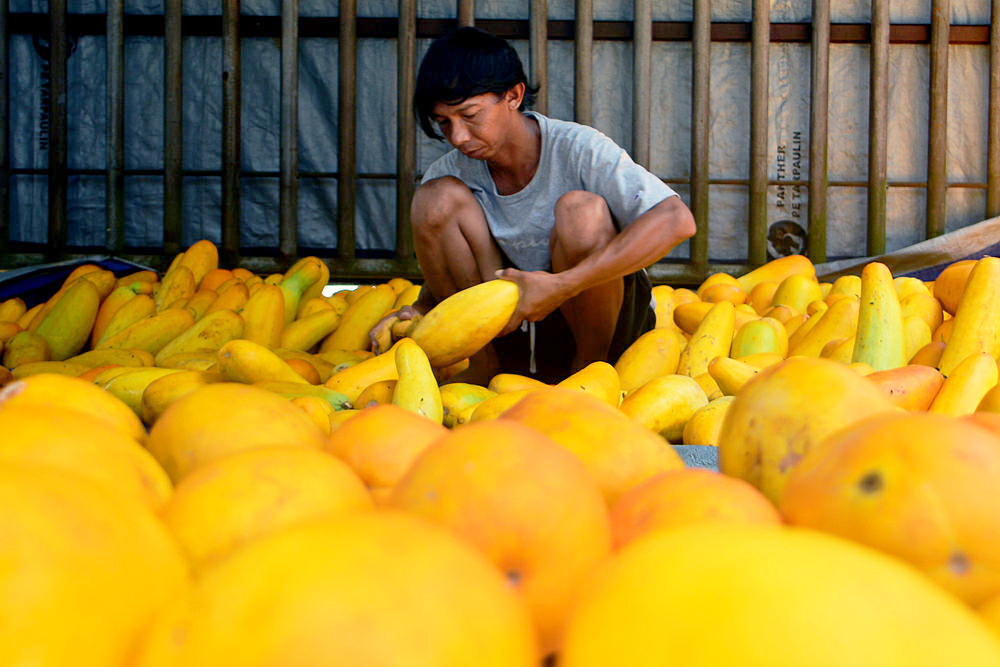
[92,284,146,346]
[707,356,759,396]
[0,297,27,323]
[502,387,685,505]
[0,462,188,667]
[178,239,219,288]
[321,284,397,352]
[677,301,736,378]
[730,317,788,358]
[155,265,196,312]
[560,523,1000,667]
[97,308,196,356]
[788,296,860,358]
[736,254,816,293]
[101,367,184,416]
[853,262,907,372]
[146,382,326,481]
[619,374,709,441]
[282,309,341,352]
[141,370,225,425]
[407,279,521,368]
[324,342,401,403]
[929,352,999,416]
[2,330,50,368]
[153,310,244,366]
[615,328,683,396]
[938,257,1000,377]
[67,348,154,368]
[160,447,371,571]
[488,372,549,394]
[0,373,147,442]
[440,382,496,427]
[134,513,536,667]
[557,360,623,407]
[682,395,736,446]
[771,274,823,314]
[392,338,443,423]
[34,277,102,360]
[216,339,309,385]
[278,259,324,325]
[97,293,156,347]
[204,281,249,315]
[240,284,285,348]
[0,405,172,510]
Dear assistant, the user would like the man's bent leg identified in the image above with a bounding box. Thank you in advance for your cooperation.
[411,176,504,385]
[411,176,503,302]
[550,191,624,370]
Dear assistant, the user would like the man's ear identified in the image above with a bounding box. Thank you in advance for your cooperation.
[506,83,526,109]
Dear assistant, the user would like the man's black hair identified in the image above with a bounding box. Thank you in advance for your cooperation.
[414,27,539,140]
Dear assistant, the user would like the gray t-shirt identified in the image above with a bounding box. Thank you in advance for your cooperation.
[420,111,678,271]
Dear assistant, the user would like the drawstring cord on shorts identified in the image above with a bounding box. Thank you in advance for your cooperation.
[521,320,536,375]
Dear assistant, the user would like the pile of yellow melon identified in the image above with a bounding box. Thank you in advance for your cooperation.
[1,242,1000,665]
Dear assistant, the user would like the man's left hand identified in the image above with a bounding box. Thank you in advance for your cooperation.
[494,268,570,336]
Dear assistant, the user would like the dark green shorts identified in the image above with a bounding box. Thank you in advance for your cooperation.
[491,269,655,383]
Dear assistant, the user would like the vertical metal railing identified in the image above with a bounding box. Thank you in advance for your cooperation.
[106,0,125,253]
[396,0,416,261]
[867,0,889,256]
[279,0,299,262]
[530,0,548,114]
[989,0,1000,218]
[748,0,769,267]
[221,0,242,265]
[337,0,356,260]
[926,0,950,238]
[164,0,183,256]
[48,0,68,257]
[0,0,8,257]
[574,0,593,125]
[807,0,830,263]
[632,0,652,169]
[689,0,711,272]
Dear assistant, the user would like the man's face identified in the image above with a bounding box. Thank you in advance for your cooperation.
[430,87,521,160]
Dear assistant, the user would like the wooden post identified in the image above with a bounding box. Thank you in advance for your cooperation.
[397,0,417,260]
[748,0,770,266]
[106,0,125,254]
[926,0,950,238]
[689,0,711,272]
[867,0,889,255]
[48,0,68,257]
[164,0,183,256]
[807,0,830,262]
[530,0,548,114]
[279,0,300,263]
[632,0,652,168]
[574,0,593,125]
[338,0,357,260]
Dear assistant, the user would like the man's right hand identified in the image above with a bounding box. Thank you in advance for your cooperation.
[368,305,422,354]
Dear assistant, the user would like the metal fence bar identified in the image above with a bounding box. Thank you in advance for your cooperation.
[689,0,711,271]
[807,0,830,262]
[396,0,416,261]
[632,0,651,169]
[530,0,548,114]
[164,0,183,255]
[279,0,299,262]
[458,0,474,28]
[221,0,242,265]
[48,0,68,257]
[989,0,1000,217]
[748,0,769,266]
[0,0,8,256]
[926,0,950,238]
[106,0,125,253]
[867,0,889,255]
[337,0,356,260]
[574,0,593,125]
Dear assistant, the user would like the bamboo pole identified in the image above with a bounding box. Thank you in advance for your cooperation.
[106,0,125,253]
[338,0,357,260]
[164,0,183,256]
[926,0,950,238]
[574,0,593,125]
[867,0,889,255]
[689,0,711,271]
[397,0,417,260]
[989,0,1000,217]
[807,0,830,262]
[530,0,548,114]
[279,0,300,262]
[48,0,68,257]
[632,0,652,168]
[748,0,770,266]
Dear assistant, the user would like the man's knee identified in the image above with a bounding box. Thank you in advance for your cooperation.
[552,190,617,256]
[411,176,478,235]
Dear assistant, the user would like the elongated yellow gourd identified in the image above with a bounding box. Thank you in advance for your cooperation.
[408,279,520,368]
[938,257,1000,377]
[852,262,907,372]
[392,338,443,423]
